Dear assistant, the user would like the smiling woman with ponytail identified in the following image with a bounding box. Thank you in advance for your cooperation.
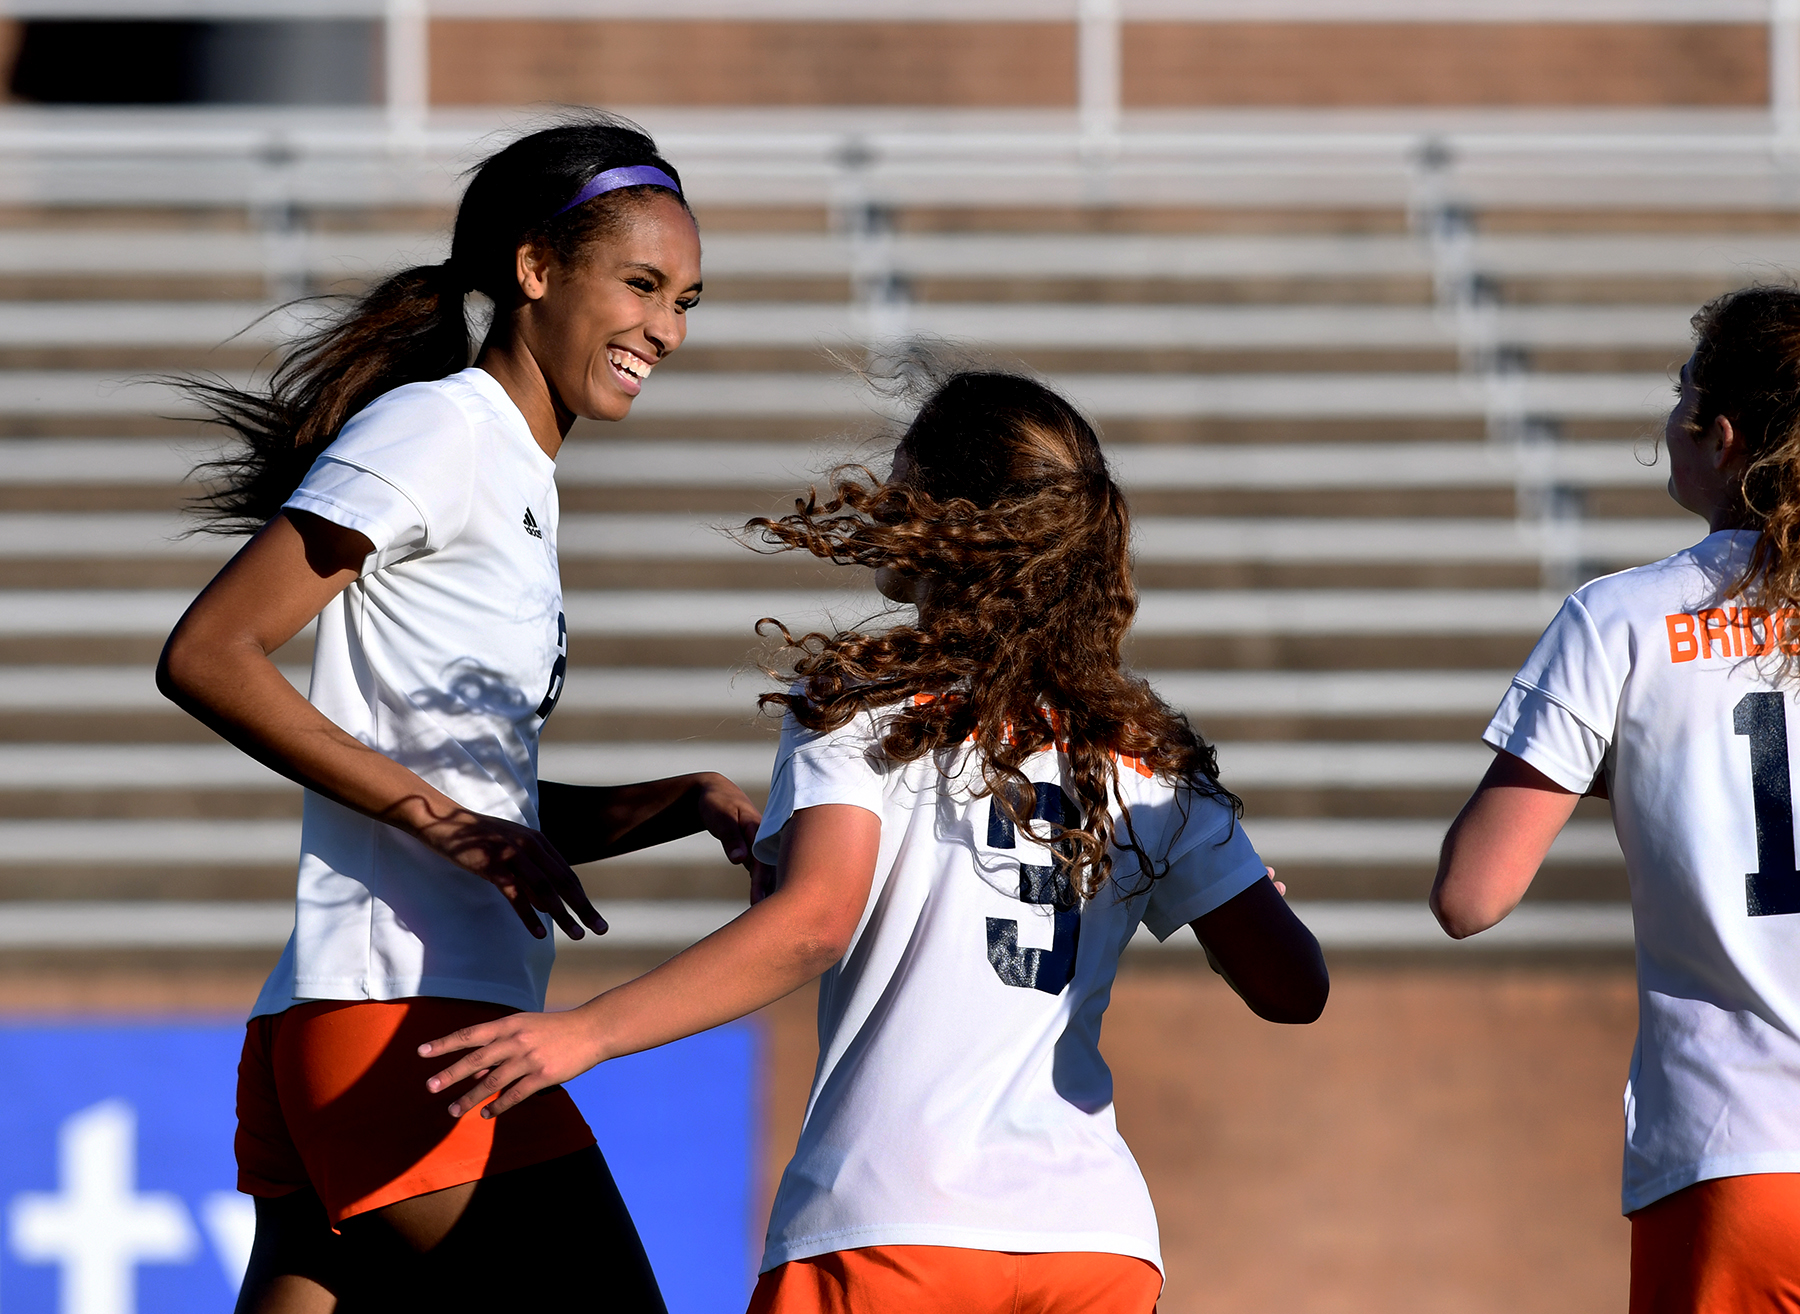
[157,115,764,1312]
[190,120,689,532]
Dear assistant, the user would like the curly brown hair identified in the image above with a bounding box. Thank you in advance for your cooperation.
[1687,285,1800,616]
[747,370,1240,900]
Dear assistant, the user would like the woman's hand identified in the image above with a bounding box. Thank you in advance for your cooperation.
[160,509,593,938]
[413,806,607,941]
[692,773,780,902]
[423,803,881,1118]
[694,773,761,870]
[421,1008,605,1118]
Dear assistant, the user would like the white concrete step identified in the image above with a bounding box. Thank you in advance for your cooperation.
[0,665,1516,718]
[0,587,1570,637]
[0,228,1787,283]
[621,371,1674,420]
[0,230,444,278]
[658,232,1800,282]
[0,739,1502,790]
[684,302,1696,350]
[573,513,1697,566]
[0,301,291,346]
[1133,517,1696,563]
[0,368,1678,420]
[0,664,304,708]
[0,816,1617,866]
[0,898,1635,952]
[0,438,1674,490]
[551,438,1678,490]
[0,301,1699,352]
[0,511,1696,566]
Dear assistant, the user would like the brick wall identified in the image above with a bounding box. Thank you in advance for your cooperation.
[1123,22,1767,107]
[429,18,1768,109]
[429,20,1076,108]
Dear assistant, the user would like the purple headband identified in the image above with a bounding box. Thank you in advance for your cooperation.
[552,165,681,217]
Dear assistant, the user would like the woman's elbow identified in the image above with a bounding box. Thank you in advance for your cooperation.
[154,632,201,709]
[788,917,856,976]
[1260,961,1330,1025]
[1240,941,1329,1025]
[1429,885,1500,940]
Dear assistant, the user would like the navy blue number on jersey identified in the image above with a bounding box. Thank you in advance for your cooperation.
[1733,691,1800,916]
[985,783,1081,995]
[535,612,567,720]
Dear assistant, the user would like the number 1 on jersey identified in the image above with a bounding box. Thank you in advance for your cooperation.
[985,783,1081,995]
[1733,691,1800,916]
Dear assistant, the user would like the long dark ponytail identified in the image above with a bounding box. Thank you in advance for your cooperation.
[188,112,688,533]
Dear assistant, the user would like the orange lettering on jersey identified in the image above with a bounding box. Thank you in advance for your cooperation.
[1116,752,1155,779]
[1744,607,1775,656]
[1779,609,1800,655]
[1667,613,1699,662]
[1699,608,1733,658]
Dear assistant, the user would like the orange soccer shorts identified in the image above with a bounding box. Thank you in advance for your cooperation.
[234,997,596,1225]
[749,1245,1162,1314]
[1629,1172,1800,1313]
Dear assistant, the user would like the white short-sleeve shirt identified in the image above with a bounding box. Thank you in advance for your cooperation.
[1486,529,1800,1212]
[750,704,1268,1274]
[249,367,568,1019]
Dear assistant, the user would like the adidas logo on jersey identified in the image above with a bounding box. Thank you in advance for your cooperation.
[522,508,543,539]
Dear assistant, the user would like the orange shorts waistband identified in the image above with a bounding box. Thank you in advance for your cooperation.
[234,997,595,1225]
[750,1245,1162,1314]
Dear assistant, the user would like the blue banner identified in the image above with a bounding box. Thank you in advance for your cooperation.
[0,1020,759,1314]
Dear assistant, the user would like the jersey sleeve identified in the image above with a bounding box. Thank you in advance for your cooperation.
[752,707,887,866]
[1139,794,1269,941]
[1483,593,1619,793]
[283,383,477,570]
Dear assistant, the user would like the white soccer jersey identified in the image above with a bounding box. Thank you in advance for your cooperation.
[1486,529,1800,1213]
[750,704,1267,1274]
[249,367,568,1020]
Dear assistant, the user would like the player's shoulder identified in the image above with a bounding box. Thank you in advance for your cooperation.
[330,372,479,467]
[776,683,889,752]
[1568,530,1749,620]
[1107,759,1240,866]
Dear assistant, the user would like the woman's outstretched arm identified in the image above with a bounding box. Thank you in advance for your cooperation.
[1193,877,1329,1024]
[537,776,763,877]
[419,802,880,1118]
[157,509,606,941]
[1430,750,1581,939]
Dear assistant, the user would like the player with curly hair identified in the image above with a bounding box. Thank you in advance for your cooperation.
[420,368,1329,1314]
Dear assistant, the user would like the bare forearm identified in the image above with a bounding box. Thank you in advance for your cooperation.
[1194,879,1329,1024]
[573,895,839,1060]
[1430,754,1580,939]
[1431,806,1538,938]
[159,638,459,835]
[538,774,727,864]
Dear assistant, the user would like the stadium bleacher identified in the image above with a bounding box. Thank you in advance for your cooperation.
[0,91,1791,960]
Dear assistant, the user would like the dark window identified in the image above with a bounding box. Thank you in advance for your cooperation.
[9,20,378,105]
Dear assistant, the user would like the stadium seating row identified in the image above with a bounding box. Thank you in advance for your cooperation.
[0,106,1774,957]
